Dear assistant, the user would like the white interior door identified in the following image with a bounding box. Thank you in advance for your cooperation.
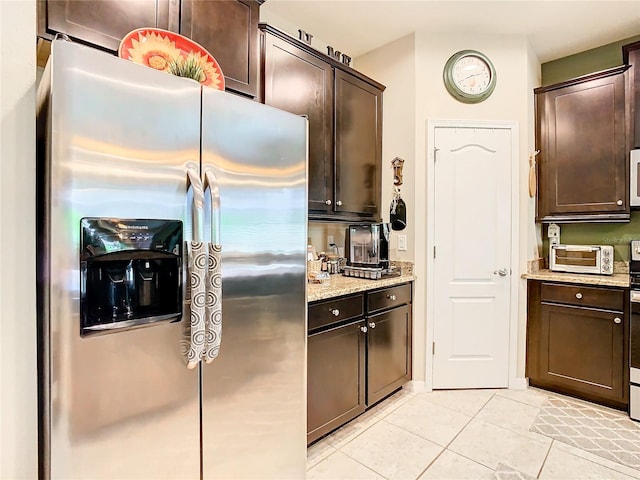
[432,126,512,389]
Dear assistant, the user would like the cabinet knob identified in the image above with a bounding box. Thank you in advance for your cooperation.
[617,200,623,206]
[330,309,340,316]
[387,294,397,301]
[325,199,332,206]
[614,317,622,324]
[575,293,583,299]
[336,200,343,206]
[368,322,376,329]
[360,325,368,333]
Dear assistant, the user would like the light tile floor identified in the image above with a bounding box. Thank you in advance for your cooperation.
[307,387,640,480]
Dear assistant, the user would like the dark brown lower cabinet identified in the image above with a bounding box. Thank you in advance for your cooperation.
[367,305,411,406]
[307,283,412,445]
[307,320,366,444]
[527,281,629,410]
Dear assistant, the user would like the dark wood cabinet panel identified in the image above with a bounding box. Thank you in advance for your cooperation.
[260,24,385,221]
[334,69,382,218]
[623,41,640,149]
[39,0,169,52]
[535,66,629,222]
[307,283,412,444]
[367,305,411,406]
[307,320,366,445]
[262,33,334,211]
[527,281,629,410]
[180,0,259,97]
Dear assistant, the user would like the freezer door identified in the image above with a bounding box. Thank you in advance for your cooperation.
[40,41,201,479]
[200,89,308,479]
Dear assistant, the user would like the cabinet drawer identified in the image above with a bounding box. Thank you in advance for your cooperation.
[309,294,364,332]
[367,283,411,313]
[540,283,624,311]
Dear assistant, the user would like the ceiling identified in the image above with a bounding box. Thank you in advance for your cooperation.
[262,1,640,63]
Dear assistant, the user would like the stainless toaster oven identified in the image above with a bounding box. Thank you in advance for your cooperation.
[549,244,614,275]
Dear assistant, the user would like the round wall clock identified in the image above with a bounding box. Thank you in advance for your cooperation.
[443,50,496,103]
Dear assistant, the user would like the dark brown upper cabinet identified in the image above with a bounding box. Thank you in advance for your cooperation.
[535,66,629,223]
[623,41,640,149]
[260,24,385,221]
[38,0,170,53]
[180,0,261,98]
[262,31,334,212]
[334,70,382,218]
[38,0,262,98]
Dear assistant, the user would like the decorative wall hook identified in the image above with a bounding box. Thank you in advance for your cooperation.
[391,157,405,186]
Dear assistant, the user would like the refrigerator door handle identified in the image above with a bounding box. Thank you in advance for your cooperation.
[185,164,206,369]
[187,163,205,241]
[203,169,222,364]
[203,169,221,245]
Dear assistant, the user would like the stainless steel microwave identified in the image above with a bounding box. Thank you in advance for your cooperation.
[632,149,640,207]
[549,244,614,275]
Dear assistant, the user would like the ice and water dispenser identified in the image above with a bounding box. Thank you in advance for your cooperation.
[80,218,183,336]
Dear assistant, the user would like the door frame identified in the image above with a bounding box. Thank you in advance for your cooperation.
[425,119,520,391]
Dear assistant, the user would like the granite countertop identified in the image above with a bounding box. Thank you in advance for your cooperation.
[307,272,416,302]
[521,269,629,288]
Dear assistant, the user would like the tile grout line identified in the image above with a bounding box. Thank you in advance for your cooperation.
[535,438,554,479]
[413,390,499,479]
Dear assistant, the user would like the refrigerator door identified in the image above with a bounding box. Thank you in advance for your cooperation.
[200,89,308,478]
[40,41,201,479]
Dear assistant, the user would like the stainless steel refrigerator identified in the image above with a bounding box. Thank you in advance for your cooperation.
[36,40,307,479]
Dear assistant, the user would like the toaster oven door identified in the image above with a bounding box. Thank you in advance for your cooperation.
[631,149,640,207]
[550,245,601,273]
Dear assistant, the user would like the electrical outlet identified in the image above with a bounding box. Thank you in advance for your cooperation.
[398,235,407,251]
[327,235,334,247]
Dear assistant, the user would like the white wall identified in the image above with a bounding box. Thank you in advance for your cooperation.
[356,31,541,385]
[356,34,419,378]
[0,0,38,478]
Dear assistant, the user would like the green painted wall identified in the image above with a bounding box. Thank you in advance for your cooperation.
[542,35,640,86]
[540,34,640,263]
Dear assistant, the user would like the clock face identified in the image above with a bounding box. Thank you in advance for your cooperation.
[443,50,497,103]
[452,55,492,95]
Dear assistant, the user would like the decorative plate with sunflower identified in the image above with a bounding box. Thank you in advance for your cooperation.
[118,28,225,89]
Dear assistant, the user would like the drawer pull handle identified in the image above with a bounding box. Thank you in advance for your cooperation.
[614,317,622,324]
[387,294,397,301]
[330,309,340,316]
[360,326,368,333]
[575,293,583,299]
[368,322,376,329]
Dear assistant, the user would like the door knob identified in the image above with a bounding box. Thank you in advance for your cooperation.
[336,200,343,206]
[617,200,623,206]
[360,326,368,333]
[368,322,376,329]
[494,268,509,277]
[330,309,340,316]
[325,199,332,206]
[614,317,622,324]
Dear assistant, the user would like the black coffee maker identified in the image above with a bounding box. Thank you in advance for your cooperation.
[345,223,390,269]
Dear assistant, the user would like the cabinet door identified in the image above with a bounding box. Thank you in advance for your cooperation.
[367,305,411,406]
[624,42,640,149]
[307,320,366,444]
[536,68,628,221]
[334,69,382,218]
[262,33,334,212]
[41,0,169,52]
[537,303,627,407]
[180,0,259,97]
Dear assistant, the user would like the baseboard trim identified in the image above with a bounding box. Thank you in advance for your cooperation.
[404,380,428,393]
[509,377,529,390]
